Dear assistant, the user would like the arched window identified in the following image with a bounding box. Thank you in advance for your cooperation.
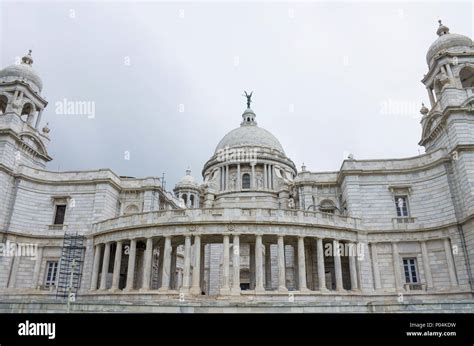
[319,199,336,214]
[182,193,188,206]
[123,204,139,215]
[460,66,474,88]
[21,103,34,123]
[0,95,8,114]
[190,194,195,208]
[242,173,250,189]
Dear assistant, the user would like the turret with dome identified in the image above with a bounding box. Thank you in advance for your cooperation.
[420,20,474,151]
[0,50,52,169]
[174,168,201,208]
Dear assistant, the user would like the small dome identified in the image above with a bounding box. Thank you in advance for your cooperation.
[0,51,43,93]
[176,169,199,188]
[426,21,472,65]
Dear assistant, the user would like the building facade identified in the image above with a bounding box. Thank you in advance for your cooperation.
[0,22,474,312]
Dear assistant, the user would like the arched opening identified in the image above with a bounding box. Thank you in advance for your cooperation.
[319,199,336,214]
[182,193,188,206]
[242,173,250,189]
[123,204,139,215]
[460,66,474,88]
[21,103,34,123]
[190,194,195,208]
[0,95,8,114]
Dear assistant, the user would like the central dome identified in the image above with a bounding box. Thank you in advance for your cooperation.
[214,100,286,155]
[215,125,285,154]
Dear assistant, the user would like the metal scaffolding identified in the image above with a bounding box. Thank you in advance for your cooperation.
[56,232,85,300]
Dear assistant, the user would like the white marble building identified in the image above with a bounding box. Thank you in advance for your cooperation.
[0,22,473,312]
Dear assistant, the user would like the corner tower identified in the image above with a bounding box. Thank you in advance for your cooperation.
[0,50,52,170]
[419,21,474,152]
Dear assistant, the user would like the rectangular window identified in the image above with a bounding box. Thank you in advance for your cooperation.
[395,195,409,217]
[44,261,58,286]
[54,205,67,225]
[403,258,418,284]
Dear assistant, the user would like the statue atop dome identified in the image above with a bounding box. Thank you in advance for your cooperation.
[243,91,253,108]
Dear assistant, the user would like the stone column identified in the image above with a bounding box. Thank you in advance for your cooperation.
[200,243,205,293]
[237,164,241,190]
[99,242,111,290]
[225,165,229,191]
[159,236,172,291]
[182,235,191,292]
[111,241,122,291]
[249,243,256,289]
[265,243,272,290]
[251,163,255,189]
[277,236,287,292]
[333,240,343,292]
[444,238,458,286]
[220,234,231,295]
[297,236,308,291]
[231,234,241,295]
[141,238,153,290]
[220,167,224,191]
[348,242,359,291]
[255,235,265,292]
[190,235,201,295]
[90,244,101,290]
[445,63,454,79]
[392,242,402,291]
[316,238,327,291]
[125,239,137,291]
[35,110,43,129]
[32,246,44,289]
[263,164,267,189]
[427,87,435,107]
[370,243,381,290]
[420,241,433,289]
[157,243,164,288]
[269,165,273,189]
[170,245,177,289]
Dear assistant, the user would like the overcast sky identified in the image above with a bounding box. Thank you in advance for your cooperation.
[1,1,472,190]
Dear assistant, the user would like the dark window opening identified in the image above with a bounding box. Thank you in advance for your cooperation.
[242,173,250,189]
[54,205,66,225]
[0,96,7,114]
[240,283,250,290]
[460,67,474,88]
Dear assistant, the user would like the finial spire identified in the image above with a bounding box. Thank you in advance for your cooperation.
[21,50,34,65]
[420,103,429,116]
[186,167,191,176]
[436,19,450,36]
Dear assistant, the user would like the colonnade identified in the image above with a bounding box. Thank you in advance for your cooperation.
[89,234,361,294]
